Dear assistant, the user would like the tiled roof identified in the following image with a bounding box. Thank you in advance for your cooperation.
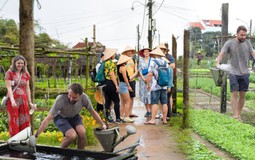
[189,22,205,30]
[202,20,222,27]
[72,42,95,48]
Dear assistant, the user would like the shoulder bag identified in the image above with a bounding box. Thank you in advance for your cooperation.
[1,74,22,107]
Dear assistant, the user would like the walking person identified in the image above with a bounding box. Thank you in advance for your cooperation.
[35,83,106,149]
[145,47,169,125]
[5,55,36,137]
[216,25,255,121]
[117,55,134,123]
[138,48,152,117]
[121,45,138,118]
[102,48,124,123]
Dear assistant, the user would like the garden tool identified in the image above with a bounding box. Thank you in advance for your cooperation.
[7,127,36,153]
[94,125,139,153]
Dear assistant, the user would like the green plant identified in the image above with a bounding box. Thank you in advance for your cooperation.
[171,116,222,160]
[190,109,255,159]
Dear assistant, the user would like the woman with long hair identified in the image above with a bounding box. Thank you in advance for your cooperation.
[5,55,36,137]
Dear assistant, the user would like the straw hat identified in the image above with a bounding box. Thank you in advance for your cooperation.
[149,47,165,57]
[104,48,118,61]
[94,89,104,105]
[112,59,118,63]
[158,43,169,51]
[121,45,136,55]
[117,55,132,65]
[139,48,152,58]
[162,57,170,64]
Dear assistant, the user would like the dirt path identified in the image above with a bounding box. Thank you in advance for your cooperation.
[191,133,234,160]
[87,96,186,160]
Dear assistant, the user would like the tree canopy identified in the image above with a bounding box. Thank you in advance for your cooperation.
[0,18,67,49]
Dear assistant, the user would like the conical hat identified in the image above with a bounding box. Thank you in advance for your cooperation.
[117,55,132,65]
[149,47,165,57]
[139,48,152,57]
[104,48,117,61]
[162,57,170,64]
[112,59,118,63]
[121,45,136,55]
[158,43,169,51]
[94,89,103,105]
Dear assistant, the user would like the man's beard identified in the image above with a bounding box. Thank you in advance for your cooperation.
[238,37,245,43]
[69,99,77,104]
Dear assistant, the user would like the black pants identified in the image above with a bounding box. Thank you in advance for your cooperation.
[97,103,104,113]
[167,87,173,117]
[102,80,120,120]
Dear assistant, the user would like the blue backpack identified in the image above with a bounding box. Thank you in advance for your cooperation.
[94,61,106,83]
[153,59,169,87]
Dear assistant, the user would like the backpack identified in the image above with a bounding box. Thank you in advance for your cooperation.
[90,61,105,83]
[153,59,169,87]
[90,67,97,82]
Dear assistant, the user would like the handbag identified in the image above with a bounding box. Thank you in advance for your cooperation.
[142,58,151,76]
[1,75,22,108]
[1,96,8,107]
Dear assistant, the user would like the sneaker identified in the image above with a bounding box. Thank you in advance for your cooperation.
[124,117,135,123]
[107,116,115,123]
[116,118,126,123]
[156,113,162,119]
[144,112,150,117]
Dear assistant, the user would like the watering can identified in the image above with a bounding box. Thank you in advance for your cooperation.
[7,127,36,153]
[94,125,138,153]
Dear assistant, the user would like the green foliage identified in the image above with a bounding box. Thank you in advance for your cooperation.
[171,116,222,160]
[0,19,19,45]
[189,71,255,106]
[189,57,216,69]
[190,109,255,159]
[0,111,8,132]
[189,140,223,160]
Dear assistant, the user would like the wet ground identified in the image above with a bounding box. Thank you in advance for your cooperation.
[87,96,186,160]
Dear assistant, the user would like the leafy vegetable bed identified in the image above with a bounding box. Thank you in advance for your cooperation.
[190,109,255,159]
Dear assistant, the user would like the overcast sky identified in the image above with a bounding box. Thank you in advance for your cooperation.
[1,0,254,54]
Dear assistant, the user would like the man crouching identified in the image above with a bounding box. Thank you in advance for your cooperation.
[35,83,107,149]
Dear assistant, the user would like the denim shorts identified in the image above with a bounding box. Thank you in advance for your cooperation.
[151,89,167,105]
[119,82,129,94]
[229,74,250,92]
[53,114,83,135]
